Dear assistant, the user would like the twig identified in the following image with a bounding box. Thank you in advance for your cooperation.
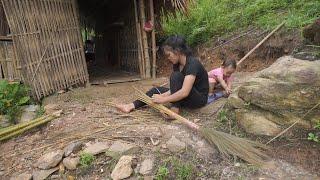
[266,101,320,144]
[212,28,256,51]
[237,21,285,66]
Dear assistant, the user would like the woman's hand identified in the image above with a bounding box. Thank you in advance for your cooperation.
[152,94,167,104]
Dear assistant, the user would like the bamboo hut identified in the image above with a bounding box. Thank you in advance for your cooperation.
[0,0,190,100]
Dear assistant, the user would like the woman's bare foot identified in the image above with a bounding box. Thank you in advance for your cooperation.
[161,107,180,120]
[115,103,135,113]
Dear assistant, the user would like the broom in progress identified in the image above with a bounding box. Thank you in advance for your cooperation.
[134,87,269,166]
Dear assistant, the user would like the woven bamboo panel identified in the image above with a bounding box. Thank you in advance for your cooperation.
[0,2,9,36]
[1,0,89,100]
[0,41,20,81]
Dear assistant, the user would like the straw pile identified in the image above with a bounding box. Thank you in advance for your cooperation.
[134,87,269,166]
[0,111,62,142]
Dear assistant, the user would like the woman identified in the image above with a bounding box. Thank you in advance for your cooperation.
[116,35,209,118]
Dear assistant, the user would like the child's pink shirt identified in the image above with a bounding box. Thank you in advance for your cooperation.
[208,67,233,84]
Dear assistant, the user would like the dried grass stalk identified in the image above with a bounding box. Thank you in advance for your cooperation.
[134,87,269,166]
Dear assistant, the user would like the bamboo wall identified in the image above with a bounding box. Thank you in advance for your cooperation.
[1,0,89,100]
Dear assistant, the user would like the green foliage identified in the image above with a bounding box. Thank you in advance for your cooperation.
[0,80,30,124]
[156,165,169,180]
[172,160,193,180]
[308,133,319,143]
[79,152,95,168]
[156,157,195,180]
[218,110,228,123]
[161,0,320,46]
[314,121,320,129]
[36,106,45,118]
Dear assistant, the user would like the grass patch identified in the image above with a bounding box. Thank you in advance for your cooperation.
[79,152,95,168]
[161,0,320,46]
[155,156,196,180]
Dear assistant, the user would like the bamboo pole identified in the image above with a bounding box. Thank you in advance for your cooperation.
[139,0,151,78]
[150,0,156,79]
[237,21,285,66]
[133,0,144,78]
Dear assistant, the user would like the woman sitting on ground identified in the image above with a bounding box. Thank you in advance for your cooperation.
[116,35,209,118]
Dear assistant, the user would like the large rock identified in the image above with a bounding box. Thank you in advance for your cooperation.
[111,155,133,180]
[10,172,32,180]
[108,141,140,154]
[32,167,59,180]
[83,141,110,155]
[36,150,64,170]
[230,56,320,135]
[63,157,79,170]
[235,109,281,136]
[0,115,10,128]
[166,136,186,153]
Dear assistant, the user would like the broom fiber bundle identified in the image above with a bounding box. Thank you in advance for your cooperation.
[134,87,269,166]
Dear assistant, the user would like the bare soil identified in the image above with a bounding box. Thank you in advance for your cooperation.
[0,75,318,179]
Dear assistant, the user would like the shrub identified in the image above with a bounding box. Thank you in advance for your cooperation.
[0,80,30,124]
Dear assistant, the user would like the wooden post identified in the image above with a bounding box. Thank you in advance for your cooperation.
[150,0,156,79]
[139,0,151,78]
[134,0,145,78]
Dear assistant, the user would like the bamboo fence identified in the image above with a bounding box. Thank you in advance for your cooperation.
[1,0,89,100]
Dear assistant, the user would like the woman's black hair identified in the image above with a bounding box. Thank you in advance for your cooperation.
[162,35,192,56]
[222,59,237,69]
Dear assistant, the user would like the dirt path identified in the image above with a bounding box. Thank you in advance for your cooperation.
[0,75,318,179]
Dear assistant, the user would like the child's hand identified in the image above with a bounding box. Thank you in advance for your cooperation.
[226,87,232,95]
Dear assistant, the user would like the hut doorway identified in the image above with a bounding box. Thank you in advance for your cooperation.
[78,0,156,84]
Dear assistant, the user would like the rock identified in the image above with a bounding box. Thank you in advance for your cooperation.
[44,104,61,115]
[108,141,140,154]
[20,105,39,123]
[32,167,59,180]
[111,155,133,180]
[231,56,320,135]
[36,150,64,169]
[63,142,83,157]
[139,158,154,175]
[228,91,246,109]
[63,157,79,170]
[83,141,110,155]
[236,109,282,136]
[10,172,32,180]
[166,136,186,153]
[0,115,10,128]
[199,98,227,115]
[144,176,153,180]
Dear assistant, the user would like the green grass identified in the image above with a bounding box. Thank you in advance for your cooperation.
[79,152,95,168]
[161,0,320,46]
[155,165,170,180]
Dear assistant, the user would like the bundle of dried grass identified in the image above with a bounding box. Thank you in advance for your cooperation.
[134,87,269,166]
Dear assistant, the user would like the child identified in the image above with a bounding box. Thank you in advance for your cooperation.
[207,59,237,103]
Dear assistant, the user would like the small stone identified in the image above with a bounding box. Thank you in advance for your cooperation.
[32,167,59,180]
[63,142,83,157]
[63,157,79,170]
[235,163,241,167]
[67,175,75,180]
[83,141,110,155]
[58,162,65,174]
[166,136,186,153]
[36,150,64,169]
[144,176,153,180]
[81,107,86,111]
[111,155,133,180]
[108,141,140,154]
[193,119,201,123]
[10,172,32,180]
[139,158,154,175]
[50,175,60,179]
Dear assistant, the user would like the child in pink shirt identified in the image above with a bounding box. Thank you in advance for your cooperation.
[208,59,237,96]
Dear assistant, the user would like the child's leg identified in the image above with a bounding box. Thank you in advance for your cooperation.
[208,78,217,96]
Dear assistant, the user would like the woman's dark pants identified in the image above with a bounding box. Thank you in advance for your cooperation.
[133,72,207,109]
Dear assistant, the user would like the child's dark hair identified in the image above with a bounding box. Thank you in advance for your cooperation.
[162,35,192,56]
[222,59,237,69]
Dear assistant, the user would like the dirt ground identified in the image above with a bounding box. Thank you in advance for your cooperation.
[0,73,319,179]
